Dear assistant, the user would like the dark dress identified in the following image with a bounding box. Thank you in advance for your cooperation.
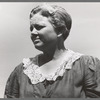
[4,50,100,98]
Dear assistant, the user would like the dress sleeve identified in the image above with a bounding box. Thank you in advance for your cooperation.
[4,66,21,98]
[82,56,100,98]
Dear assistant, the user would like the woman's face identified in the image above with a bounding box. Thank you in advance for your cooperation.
[30,13,58,51]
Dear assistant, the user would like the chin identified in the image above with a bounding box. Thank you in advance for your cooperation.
[34,44,44,51]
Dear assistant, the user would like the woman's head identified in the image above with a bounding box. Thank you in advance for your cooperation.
[30,3,72,41]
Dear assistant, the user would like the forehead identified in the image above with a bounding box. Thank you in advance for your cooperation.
[30,13,49,24]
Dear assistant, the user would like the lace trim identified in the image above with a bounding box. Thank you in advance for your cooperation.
[23,49,83,84]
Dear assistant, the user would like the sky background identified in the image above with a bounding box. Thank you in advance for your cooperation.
[0,2,100,98]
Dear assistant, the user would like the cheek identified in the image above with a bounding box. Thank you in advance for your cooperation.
[42,29,57,41]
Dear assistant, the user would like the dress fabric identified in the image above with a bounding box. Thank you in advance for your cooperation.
[4,50,100,98]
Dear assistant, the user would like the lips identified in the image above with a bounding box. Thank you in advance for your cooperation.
[34,39,40,42]
[31,34,40,43]
[33,38,41,44]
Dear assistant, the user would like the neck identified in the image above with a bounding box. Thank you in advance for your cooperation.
[38,46,66,66]
[38,38,67,66]
[44,47,66,60]
[42,39,66,60]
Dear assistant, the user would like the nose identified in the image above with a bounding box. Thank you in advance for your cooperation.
[31,28,39,41]
[31,28,38,35]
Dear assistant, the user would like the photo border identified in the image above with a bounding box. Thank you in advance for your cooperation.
[0,0,100,2]
[0,0,100,100]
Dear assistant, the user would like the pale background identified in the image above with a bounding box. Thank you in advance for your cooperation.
[0,2,100,98]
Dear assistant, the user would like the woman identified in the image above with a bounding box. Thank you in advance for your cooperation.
[4,3,100,98]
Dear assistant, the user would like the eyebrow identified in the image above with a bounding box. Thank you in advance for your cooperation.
[30,22,46,26]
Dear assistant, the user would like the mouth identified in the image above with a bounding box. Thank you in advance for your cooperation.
[31,35,40,43]
[34,39,40,43]
[32,37,41,45]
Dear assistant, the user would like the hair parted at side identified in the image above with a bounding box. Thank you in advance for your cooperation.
[30,3,72,40]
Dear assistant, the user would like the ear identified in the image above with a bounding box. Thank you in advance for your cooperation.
[57,33,62,37]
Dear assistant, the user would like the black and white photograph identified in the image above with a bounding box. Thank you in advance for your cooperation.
[0,2,100,98]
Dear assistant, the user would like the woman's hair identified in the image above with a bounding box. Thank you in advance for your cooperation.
[30,3,72,40]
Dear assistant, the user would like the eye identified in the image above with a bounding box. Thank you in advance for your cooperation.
[34,24,44,30]
[30,25,33,32]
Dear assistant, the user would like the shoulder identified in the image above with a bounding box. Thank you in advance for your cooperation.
[80,55,100,67]
[73,54,100,72]
[8,63,23,80]
[72,54,100,84]
[10,54,41,75]
[80,55,100,63]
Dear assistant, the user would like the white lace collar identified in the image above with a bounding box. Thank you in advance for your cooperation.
[22,49,83,84]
